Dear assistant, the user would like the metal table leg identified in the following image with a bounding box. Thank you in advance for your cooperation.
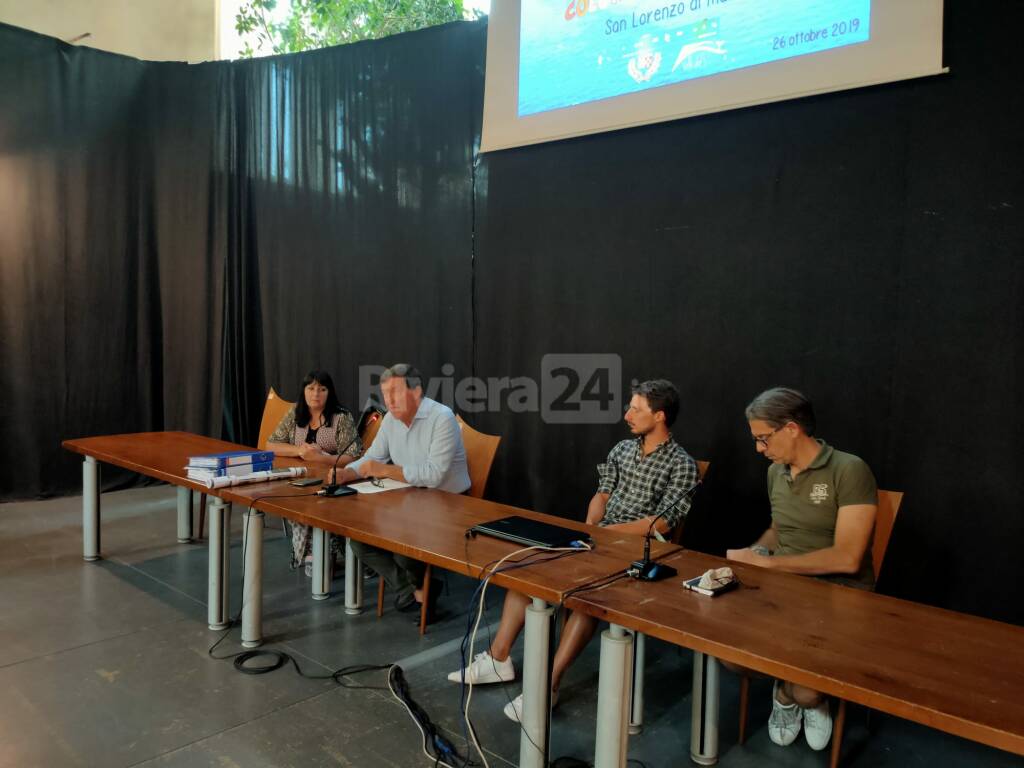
[241,508,264,648]
[311,528,332,601]
[520,597,554,768]
[629,630,646,735]
[207,497,231,630]
[176,486,193,543]
[82,456,101,561]
[691,651,721,765]
[594,624,633,768]
[344,538,363,615]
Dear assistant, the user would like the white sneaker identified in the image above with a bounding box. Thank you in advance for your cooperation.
[503,693,524,722]
[502,689,558,722]
[768,681,802,747]
[803,699,833,751]
[446,651,515,685]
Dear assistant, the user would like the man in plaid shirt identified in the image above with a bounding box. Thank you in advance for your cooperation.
[446,379,700,721]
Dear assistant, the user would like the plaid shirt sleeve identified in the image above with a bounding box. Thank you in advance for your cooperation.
[651,451,700,530]
[596,444,623,495]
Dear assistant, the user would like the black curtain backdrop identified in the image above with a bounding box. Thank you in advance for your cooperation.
[0,28,225,495]
[235,27,480,430]
[1,4,1022,625]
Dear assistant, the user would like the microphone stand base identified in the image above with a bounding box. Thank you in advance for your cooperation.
[629,560,678,582]
[319,485,357,497]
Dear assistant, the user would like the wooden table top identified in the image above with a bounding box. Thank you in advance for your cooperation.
[224,480,677,605]
[62,432,255,496]
[62,431,677,604]
[566,549,1024,756]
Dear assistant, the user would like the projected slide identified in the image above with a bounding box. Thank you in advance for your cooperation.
[518,0,872,116]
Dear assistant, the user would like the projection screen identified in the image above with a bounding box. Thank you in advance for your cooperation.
[481,0,946,152]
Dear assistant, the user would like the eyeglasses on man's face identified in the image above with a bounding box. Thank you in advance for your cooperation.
[752,426,783,447]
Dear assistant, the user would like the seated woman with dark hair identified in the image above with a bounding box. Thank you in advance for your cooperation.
[267,370,361,572]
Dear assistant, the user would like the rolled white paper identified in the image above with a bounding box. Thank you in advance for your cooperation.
[201,466,307,489]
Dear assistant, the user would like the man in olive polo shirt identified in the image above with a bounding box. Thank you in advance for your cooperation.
[726,387,878,751]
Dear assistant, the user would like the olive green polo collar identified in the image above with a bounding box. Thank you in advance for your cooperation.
[783,439,833,479]
[808,440,833,469]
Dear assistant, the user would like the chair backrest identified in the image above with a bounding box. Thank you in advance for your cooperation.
[359,409,385,451]
[671,459,710,544]
[257,387,295,450]
[456,415,502,499]
[873,489,904,577]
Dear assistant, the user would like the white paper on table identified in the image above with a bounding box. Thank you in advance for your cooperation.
[350,478,412,494]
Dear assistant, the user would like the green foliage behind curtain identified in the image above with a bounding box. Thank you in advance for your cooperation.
[235,0,472,57]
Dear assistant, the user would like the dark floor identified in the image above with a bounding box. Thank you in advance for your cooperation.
[1,486,1020,768]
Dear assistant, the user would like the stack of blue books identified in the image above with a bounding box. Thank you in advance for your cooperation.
[186,450,274,481]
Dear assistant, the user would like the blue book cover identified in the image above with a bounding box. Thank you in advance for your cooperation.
[186,460,274,478]
[188,450,275,468]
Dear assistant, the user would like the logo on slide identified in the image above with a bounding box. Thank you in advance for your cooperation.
[671,40,727,72]
[564,0,624,22]
[673,18,726,72]
[628,46,662,83]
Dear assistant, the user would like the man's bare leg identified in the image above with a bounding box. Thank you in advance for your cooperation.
[777,681,824,709]
[489,590,531,661]
[550,611,599,693]
[470,594,603,694]
[722,661,823,708]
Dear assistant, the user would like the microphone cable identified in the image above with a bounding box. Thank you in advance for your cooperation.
[205,493,472,767]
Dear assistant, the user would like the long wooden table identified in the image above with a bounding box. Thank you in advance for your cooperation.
[566,548,1024,767]
[61,431,675,768]
[67,432,1024,767]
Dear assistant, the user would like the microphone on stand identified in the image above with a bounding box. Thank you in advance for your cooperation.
[319,433,360,497]
[628,495,687,581]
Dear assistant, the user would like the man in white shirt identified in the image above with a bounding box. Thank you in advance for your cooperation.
[332,364,470,614]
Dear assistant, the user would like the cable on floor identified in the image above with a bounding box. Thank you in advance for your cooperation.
[204,498,474,767]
